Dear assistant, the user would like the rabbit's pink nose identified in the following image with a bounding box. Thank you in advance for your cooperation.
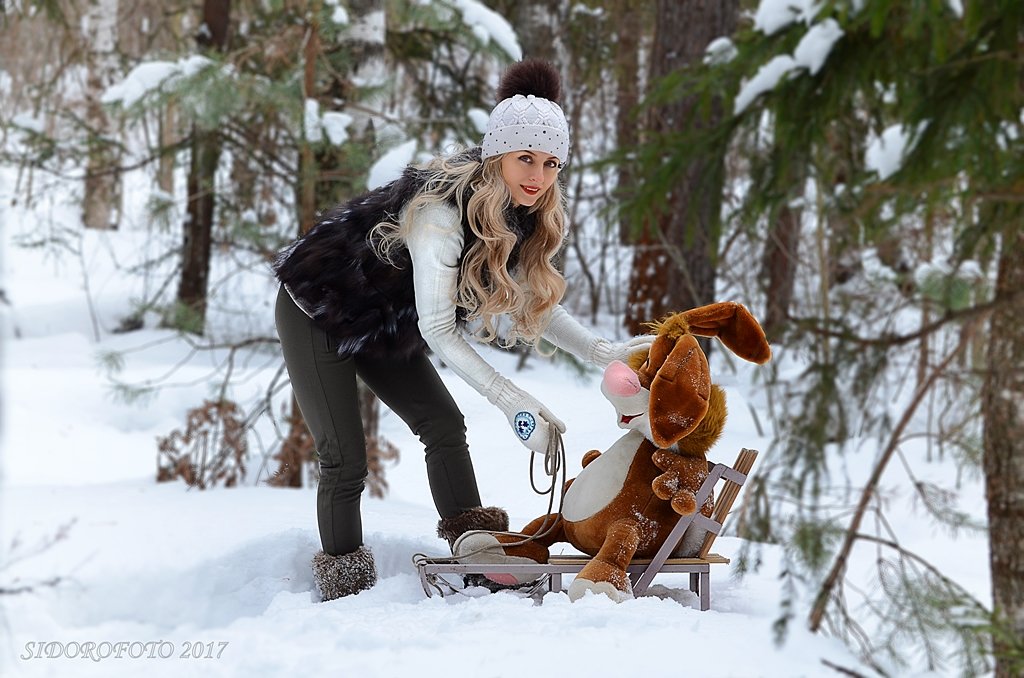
[603,360,641,397]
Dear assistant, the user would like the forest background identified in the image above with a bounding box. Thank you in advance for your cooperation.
[1,1,1022,676]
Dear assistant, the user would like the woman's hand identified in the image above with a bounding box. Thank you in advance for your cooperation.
[501,387,566,453]
[591,335,656,368]
[484,375,566,452]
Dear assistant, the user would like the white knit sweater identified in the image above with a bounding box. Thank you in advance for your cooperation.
[404,203,604,417]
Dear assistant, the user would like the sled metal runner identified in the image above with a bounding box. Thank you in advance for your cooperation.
[417,448,758,611]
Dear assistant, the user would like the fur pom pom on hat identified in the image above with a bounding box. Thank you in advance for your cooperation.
[481,60,570,164]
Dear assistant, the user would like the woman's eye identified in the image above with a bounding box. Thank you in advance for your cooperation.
[519,155,533,163]
[544,161,558,169]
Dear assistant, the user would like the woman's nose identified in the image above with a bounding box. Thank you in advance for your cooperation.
[602,360,641,398]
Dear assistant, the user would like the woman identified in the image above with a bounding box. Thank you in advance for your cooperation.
[274,60,652,600]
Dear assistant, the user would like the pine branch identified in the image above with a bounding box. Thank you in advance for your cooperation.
[808,318,982,631]
[790,287,1024,347]
[820,659,870,678]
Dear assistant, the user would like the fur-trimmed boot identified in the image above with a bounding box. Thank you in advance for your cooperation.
[311,546,377,601]
[436,506,509,549]
[438,506,523,592]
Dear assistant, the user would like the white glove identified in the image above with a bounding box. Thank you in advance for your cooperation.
[590,335,657,368]
[485,376,566,453]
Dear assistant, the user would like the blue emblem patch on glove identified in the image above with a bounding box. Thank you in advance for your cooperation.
[513,411,536,441]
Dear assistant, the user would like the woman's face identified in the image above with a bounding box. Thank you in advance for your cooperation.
[500,150,561,206]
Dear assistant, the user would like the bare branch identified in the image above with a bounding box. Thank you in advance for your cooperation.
[808,317,983,632]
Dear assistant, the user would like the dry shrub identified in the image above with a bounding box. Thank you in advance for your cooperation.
[270,391,399,496]
[157,399,247,488]
[268,401,314,488]
[365,435,399,498]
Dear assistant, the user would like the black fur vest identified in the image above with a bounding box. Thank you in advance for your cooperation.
[273,147,538,360]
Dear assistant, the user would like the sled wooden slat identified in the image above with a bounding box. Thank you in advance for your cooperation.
[416,448,758,611]
[698,448,756,559]
[549,553,730,566]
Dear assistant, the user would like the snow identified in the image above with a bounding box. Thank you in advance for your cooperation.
[321,111,353,146]
[301,100,361,147]
[793,19,844,76]
[0,162,867,678]
[734,19,843,114]
[0,146,991,677]
[865,122,928,180]
[303,99,322,143]
[342,9,384,45]
[450,0,522,61]
[467,107,490,135]
[753,0,824,35]
[101,56,214,108]
[735,55,797,115]
[704,37,738,65]
[324,0,349,25]
[366,140,418,190]
[11,113,44,134]
[913,257,984,291]
[331,6,349,25]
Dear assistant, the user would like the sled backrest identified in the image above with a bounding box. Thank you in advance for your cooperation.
[697,448,758,559]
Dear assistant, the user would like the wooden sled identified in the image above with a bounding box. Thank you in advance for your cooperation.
[416,448,758,610]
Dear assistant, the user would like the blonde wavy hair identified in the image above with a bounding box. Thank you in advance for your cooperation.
[371,150,567,347]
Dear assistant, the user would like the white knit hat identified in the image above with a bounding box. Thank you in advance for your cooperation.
[480,93,570,164]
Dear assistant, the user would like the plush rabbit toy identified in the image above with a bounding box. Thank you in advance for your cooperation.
[454,302,771,602]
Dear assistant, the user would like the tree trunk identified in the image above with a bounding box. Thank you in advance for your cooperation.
[298,2,321,235]
[613,0,643,244]
[342,0,387,142]
[82,0,122,231]
[625,0,738,344]
[279,1,325,487]
[280,0,397,490]
[982,226,1024,678]
[506,0,562,63]
[173,0,230,334]
[157,103,177,196]
[340,0,392,497]
[760,203,801,340]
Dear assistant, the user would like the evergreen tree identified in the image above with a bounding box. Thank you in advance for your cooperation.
[624,0,738,342]
[623,0,1023,673]
[88,0,523,490]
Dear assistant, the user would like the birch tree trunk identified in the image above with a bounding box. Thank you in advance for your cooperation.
[82,0,122,231]
[342,0,386,142]
[982,225,1024,678]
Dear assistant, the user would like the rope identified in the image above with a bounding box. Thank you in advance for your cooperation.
[412,419,569,595]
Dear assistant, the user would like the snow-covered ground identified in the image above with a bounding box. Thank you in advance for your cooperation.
[0,163,987,678]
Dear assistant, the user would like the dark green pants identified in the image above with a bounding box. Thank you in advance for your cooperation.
[275,286,482,556]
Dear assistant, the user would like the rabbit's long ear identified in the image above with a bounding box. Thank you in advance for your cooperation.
[648,334,711,448]
[683,302,772,364]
